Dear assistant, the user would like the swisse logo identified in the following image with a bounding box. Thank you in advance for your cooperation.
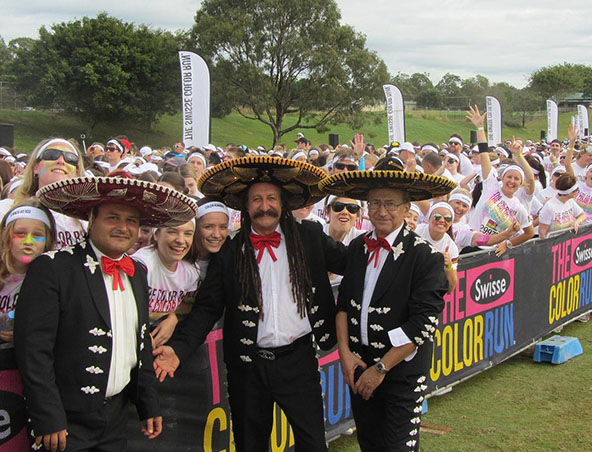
[573,239,592,267]
[470,268,511,305]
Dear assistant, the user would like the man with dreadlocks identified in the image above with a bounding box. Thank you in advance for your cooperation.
[153,156,346,452]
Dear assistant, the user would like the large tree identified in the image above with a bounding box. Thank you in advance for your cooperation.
[188,0,390,145]
[12,14,182,129]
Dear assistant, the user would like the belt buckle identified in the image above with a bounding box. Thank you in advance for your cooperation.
[257,349,276,360]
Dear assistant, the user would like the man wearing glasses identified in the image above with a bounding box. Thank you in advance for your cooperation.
[320,158,452,452]
[104,137,126,173]
[447,135,473,176]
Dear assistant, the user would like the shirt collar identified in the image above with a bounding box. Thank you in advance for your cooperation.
[370,222,404,246]
[89,239,127,262]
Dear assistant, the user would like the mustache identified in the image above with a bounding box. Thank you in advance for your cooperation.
[253,208,279,219]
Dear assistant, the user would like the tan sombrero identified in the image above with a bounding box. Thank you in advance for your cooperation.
[197,156,327,210]
[37,176,198,227]
[319,170,457,201]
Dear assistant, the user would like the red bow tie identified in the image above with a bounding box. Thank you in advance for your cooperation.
[250,231,281,264]
[101,256,135,291]
[364,236,392,268]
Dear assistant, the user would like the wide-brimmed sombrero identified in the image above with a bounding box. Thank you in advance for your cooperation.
[198,156,327,210]
[319,170,456,201]
[37,177,198,227]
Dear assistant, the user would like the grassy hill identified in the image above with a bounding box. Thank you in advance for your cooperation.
[0,108,582,154]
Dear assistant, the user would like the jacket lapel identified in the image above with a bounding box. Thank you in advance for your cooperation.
[80,242,112,328]
[370,225,410,305]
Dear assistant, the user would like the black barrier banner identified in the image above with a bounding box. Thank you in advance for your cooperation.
[119,227,590,451]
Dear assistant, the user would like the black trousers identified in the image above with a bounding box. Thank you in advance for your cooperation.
[61,392,129,452]
[350,373,426,452]
[226,336,327,452]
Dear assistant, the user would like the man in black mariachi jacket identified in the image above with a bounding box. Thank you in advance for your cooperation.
[319,159,454,452]
[153,156,346,452]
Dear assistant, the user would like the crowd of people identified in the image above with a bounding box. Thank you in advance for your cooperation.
[0,105,590,452]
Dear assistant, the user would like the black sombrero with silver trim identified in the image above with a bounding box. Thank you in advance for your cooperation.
[319,170,457,201]
[197,156,327,210]
[37,176,198,227]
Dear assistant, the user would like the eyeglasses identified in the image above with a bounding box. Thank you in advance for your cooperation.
[331,202,361,214]
[38,149,79,166]
[432,213,453,223]
[367,200,406,211]
[334,162,358,171]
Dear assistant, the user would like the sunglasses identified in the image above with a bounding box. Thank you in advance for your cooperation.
[331,202,361,214]
[334,162,358,171]
[448,141,460,146]
[447,158,458,164]
[105,147,120,153]
[552,172,564,178]
[39,149,79,166]
[432,213,453,223]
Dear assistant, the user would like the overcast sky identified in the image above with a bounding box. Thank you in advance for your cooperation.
[2,0,591,88]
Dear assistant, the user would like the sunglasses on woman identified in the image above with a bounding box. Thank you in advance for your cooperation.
[334,162,358,171]
[432,213,453,223]
[331,202,361,214]
[38,148,80,166]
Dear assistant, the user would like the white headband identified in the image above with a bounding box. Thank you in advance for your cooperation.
[585,163,592,174]
[421,145,438,154]
[494,147,509,158]
[196,201,230,220]
[449,137,463,146]
[8,179,24,194]
[427,202,455,220]
[36,139,78,160]
[502,165,525,181]
[92,144,104,152]
[309,149,319,156]
[490,158,501,166]
[6,206,52,229]
[326,195,361,206]
[557,184,579,195]
[409,203,421,215]
[449,193,472,207]
[188,152,207,167]
[106,139,124,153]
[551,166,566,176]
[291,151,307,161]
[446,154,459,163]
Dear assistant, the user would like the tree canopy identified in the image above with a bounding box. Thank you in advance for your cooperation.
[10,14,182,129]
[188,0,390,145]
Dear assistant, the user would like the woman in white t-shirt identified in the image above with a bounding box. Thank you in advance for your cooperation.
[449,189,520,255]
[466,106,535,256]
[541,166,566,201]
[538,174,586,239]
[132,219,199,347]
[415,202,459,293]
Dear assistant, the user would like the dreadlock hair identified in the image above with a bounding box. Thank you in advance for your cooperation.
[236,187,313,319]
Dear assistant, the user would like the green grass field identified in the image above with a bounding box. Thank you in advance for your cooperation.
[0,108,581,154]
[328,319,592,452]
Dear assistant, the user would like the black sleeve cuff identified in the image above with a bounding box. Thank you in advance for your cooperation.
[478,142,489,153]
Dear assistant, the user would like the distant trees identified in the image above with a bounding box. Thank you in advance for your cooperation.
[7,14,182,129]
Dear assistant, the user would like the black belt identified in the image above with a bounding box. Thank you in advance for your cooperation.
[256,333,312,360]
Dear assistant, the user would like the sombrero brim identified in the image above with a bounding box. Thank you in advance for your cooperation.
[319,170,456,201]
[198,156,327,210]
[37,177,198,227]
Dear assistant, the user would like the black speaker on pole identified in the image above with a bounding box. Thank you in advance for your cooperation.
[470,130,477,144]
[0,124,14,148]
[540,130,546,141]
[329,134,339,149]
[585,128,589,137]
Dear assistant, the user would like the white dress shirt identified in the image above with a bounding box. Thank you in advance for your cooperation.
[254,226,311,348]
[361,225,417,361]
[90,241,138,397]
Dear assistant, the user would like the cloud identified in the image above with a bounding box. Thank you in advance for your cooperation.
[2,0,591,89]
